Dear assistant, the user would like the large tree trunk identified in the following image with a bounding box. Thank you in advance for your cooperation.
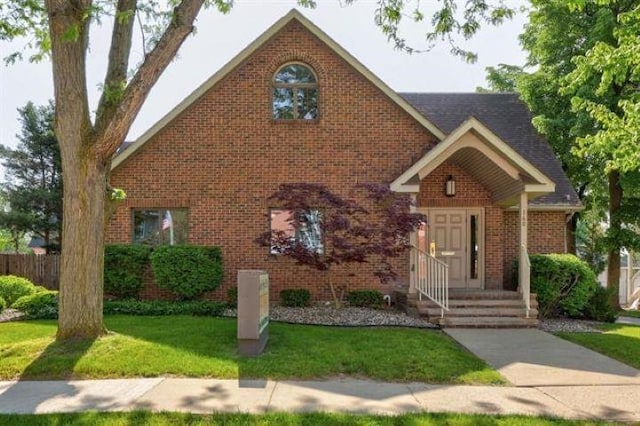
[46,0,206,339]
[607,170,622,310]
[57,157,108,339]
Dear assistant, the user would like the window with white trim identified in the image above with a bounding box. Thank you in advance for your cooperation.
[132,209,188,246]
[272,63,318,120]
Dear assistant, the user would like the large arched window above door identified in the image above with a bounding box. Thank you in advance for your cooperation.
[272,63,318,120]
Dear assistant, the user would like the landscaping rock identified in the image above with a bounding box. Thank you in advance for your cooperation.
[0,308,25,323]
[223,306,437,328]
[539,318,603,333]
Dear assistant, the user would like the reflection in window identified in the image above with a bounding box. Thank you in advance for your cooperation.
[470,214,479,279]
[270,209,323,254]
[133,209,188,246]
[273,63,318,120]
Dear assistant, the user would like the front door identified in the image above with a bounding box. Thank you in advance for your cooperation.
[419,208,483,289]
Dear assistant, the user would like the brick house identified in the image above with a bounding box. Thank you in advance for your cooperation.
[107,10,581,325]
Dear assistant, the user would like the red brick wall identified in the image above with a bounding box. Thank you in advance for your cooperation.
[107,20,438,301]
[107,20,570,300]
[503,210,567,289]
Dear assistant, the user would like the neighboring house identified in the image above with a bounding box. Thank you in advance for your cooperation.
[107,10,582,324]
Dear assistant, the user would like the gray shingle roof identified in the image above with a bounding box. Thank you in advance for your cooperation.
[400,92,581,207]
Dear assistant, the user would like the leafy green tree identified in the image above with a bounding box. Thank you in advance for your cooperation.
[561,2,640,308]
[476,64,524,92]
[0,101,62,254]
[0,0,516,339]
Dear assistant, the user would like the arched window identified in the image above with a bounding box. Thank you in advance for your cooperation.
[273,63,318,120]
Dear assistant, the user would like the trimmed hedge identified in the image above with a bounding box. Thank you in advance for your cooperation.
[527,254,598,319]
[104,244,152,299]
[151,245,223,300]
[0,275,37,306]
[583,286,619,323]
[347,290,384,308]
[103,300,226,317]
[280,289,311,307]
[12,291,58,319]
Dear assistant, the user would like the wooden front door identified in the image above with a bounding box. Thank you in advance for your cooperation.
[421,208,484,289]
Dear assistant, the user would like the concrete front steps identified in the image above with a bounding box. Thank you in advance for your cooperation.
[398,289,539,328]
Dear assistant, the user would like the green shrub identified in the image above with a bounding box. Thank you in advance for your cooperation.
[347,290,384,308]
[0,275,37,307]
[12,291,58,319]
[583,285,619,323]
[103,299,225,317]
[527,254,598,319]
[104,244,152,299]
[151,245,223,300]
[227,287,238,309]
[280,289,311,307]
[0,296,6,313]
[33,285,49,293]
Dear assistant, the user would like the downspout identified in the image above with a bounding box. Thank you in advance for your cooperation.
[565,211,576,254]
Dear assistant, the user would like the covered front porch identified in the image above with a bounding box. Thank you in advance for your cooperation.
[391,117,555,326]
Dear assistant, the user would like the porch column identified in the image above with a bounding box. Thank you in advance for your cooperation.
[519,192,530,316]
[409,194,417,294]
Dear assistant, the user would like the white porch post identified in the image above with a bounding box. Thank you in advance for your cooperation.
[519,192,530,316]
[409,194,418,294]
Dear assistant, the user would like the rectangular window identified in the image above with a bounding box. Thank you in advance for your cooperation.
[133,209,188,246]
[270,209,323,254]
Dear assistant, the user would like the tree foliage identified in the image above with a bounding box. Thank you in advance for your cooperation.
[476,63,523,92]
[0,101,62,253]
[500,0,640,308]
[256,183,425,306]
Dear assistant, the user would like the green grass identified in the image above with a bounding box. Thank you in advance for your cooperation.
[620,309,640,318]
[557,324,640,369]
[0,316,502,384]
[0,411,613,426]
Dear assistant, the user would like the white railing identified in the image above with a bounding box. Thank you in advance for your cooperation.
[412,246,449,317]
[520,244,531,318]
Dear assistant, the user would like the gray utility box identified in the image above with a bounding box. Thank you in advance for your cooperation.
[237,270,269,356]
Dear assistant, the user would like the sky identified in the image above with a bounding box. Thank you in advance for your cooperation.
[0,0,529,149]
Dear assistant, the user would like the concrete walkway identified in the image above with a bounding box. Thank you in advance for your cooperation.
[618,315,640,326]
[0,378,639,422]
[444,328,640,387]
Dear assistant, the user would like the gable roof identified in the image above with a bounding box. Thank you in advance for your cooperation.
[400,93,582,208]
[390,116,556,207]
[112,9,445,170]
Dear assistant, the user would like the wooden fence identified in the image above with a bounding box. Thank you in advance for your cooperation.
[0,254,60,290]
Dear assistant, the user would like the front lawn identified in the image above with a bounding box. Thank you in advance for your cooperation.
[557,324,640,369]
[0,316,502,384]
[0,411,609,426]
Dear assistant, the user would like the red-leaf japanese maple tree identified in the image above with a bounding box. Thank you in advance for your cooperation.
[256,183,426,307]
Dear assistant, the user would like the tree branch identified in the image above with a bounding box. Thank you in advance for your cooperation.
[93,0,205,162]
[95,0,137,132]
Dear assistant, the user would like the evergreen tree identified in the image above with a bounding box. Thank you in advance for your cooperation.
[0,101,62,253]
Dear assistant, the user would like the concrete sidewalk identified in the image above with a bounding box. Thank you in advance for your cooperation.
[445,328,640,387]
[618,315,640,326]
[0,378,639,422]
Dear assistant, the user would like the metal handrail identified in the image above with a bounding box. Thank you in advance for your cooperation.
[412,245,449,317]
